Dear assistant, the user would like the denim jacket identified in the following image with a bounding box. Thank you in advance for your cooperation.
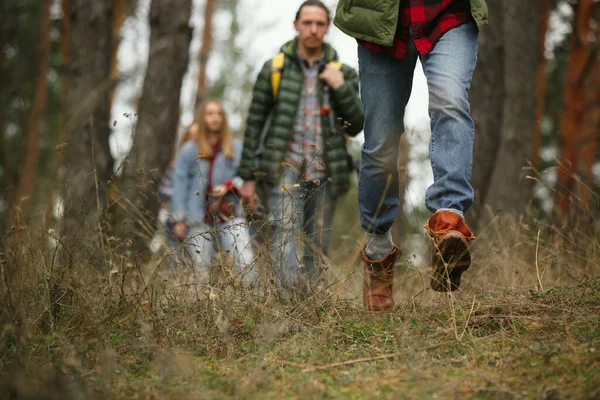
[171,139,244,225]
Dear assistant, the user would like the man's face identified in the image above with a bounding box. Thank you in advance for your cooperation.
[294,5,329,51]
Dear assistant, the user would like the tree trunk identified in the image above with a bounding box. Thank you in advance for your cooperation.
[0,6,16,221]
[482,1,540,218]
[196,0,216,108]
[0,42,6,191]
[109,0,125,110]
[10,0,52,226]
[555,0,595,215]
[578,22,600,210]
[44,0,71,230]
[0,47,5,233]
[0,79,4,179]
[61,0,114,239]
[469,1,541,227]
[468,1,504,225]
[578,66,599,210]
[532,0,552,171]
[117,0,192,249]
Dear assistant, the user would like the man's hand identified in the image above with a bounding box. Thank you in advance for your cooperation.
[319,64,344,89]
[240,180,257,212]
[173,221,187,241]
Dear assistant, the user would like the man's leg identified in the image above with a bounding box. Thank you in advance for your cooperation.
[358,44,418,254]
[357,43,418,310]
[422,21,478,215]
[302,180,335,284]
[421,21,479,292]
[268,169,303,288]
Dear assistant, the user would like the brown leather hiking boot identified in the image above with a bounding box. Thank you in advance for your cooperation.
[359,245,402,311]
[425,210,475,292]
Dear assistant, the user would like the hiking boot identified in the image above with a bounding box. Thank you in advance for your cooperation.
[425,210,475,292]
[359,245,402,311]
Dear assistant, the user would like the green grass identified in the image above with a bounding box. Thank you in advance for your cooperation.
[2,211,600,399]
[3,277,600,399]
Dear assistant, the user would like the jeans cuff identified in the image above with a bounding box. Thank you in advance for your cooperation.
[435,208,464,220]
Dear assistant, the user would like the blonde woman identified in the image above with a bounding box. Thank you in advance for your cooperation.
[171,100,256,285]
[151,123,200,254]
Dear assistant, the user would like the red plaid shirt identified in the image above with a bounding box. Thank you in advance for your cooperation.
[359,0,472,58]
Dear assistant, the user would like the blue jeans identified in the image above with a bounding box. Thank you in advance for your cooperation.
[302,178,335,280]
[255,168,335,286]
[170,218,257,285]
[358,22,479,234]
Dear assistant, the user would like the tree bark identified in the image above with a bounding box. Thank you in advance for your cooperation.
[117,0,192,248]
[109,0,125,110]
[0,48,5,233]
[482,1,540,218]
[470,1,541,226]
[555,0,595,215]
[196,0,216,108]
[578,18,600,210]
[10,0,52,226]
[578,68,599,210]
[0,5,16,210]
[44,0,71,230]
[61,0,114,238]
[0,41,6,196]
[532,0,552,171]
[468,1,504,225]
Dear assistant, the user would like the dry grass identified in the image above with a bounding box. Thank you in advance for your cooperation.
[1,208,599,399]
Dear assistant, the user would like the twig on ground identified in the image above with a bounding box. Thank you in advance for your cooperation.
[535,230,544,292]
[299,340,455,373]
[458,295,478,341]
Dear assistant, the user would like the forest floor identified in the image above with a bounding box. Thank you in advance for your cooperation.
[2,255,600,399]
[2,209,600,399]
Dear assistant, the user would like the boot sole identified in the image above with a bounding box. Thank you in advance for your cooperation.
[431,232,471,292]
[366,307,394,312]
[364,298,394,312]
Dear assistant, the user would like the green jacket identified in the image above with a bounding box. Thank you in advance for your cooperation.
[239,39,364,198]
[334,0,488,46]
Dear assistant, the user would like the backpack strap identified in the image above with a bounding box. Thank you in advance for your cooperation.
[255,53,285,170]
[328,60,342,70]
[271,52,285,99]
[322,59,344,134]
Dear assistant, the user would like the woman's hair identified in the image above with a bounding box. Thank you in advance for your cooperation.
[194,100,234,159]
[168,122,199,169]
[177,122,199,149]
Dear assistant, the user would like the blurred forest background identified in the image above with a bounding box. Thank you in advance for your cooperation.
[2,2,600,397]
[0,0,599,249]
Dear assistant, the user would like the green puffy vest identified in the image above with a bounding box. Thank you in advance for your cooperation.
[334,0,488,46]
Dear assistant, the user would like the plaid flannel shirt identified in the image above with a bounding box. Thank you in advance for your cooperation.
[286,58,327,182]
[359,0,472,58]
